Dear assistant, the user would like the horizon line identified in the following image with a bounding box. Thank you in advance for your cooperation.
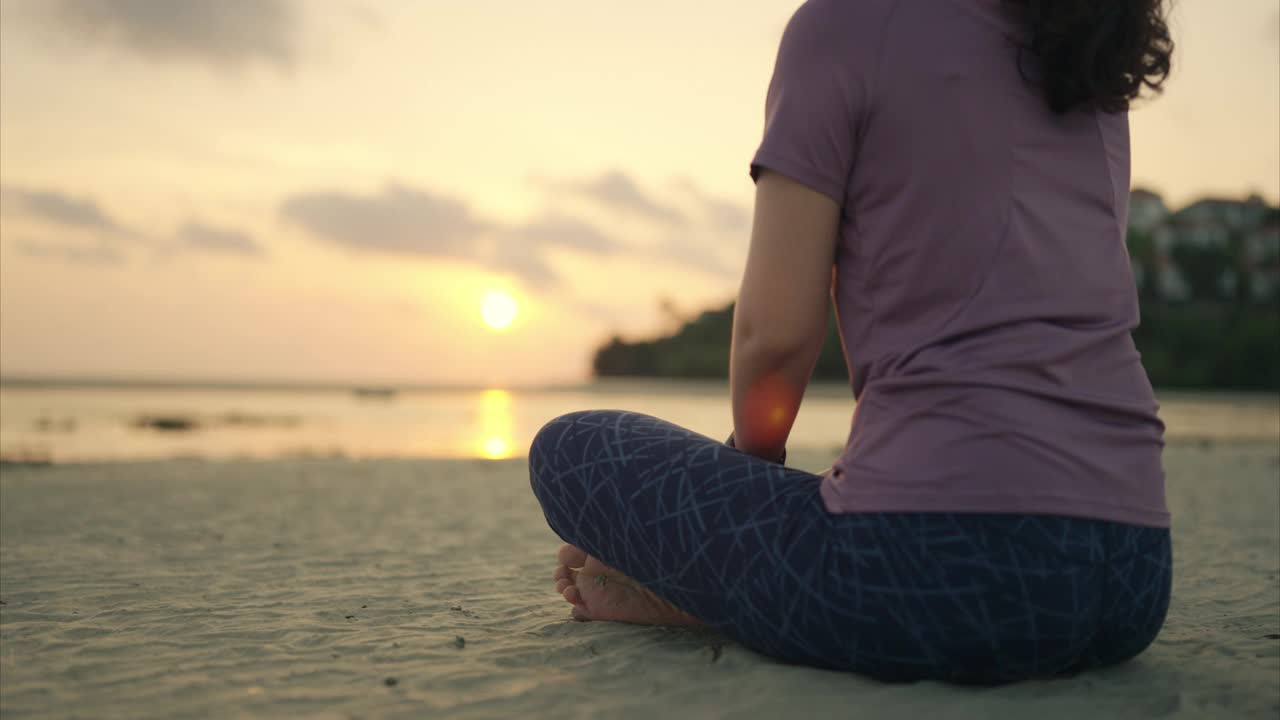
[0,373,741,393]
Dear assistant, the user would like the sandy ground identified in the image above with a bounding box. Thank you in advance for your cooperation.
[1,442,1277,719]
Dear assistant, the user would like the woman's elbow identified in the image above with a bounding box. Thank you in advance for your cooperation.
[732,323,815,365]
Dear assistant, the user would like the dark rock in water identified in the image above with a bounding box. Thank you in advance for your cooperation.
[384,677,398,687]
[354,387,397,400]
[33,417,77,434]
[344,615,356,620]
[0,457,53,469]
[218,412,301,428]
[1262,634,1280,640]
[454,636,466,649]
[133,415,199,432]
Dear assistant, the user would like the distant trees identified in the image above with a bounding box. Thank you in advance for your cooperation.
[593,304,850,382]
[1169,240,1235,301]
[1132,303,1279,390]
[1126,229,1158,301]
[592,296,1278,390]
[593,193,1280,391]
[593,306,733,379]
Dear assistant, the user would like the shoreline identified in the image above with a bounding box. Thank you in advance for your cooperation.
[0,435,1274,469]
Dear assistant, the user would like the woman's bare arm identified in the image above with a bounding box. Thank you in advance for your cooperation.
[730,169,842,462]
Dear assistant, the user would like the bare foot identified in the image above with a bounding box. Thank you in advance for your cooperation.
[552,544,701,626]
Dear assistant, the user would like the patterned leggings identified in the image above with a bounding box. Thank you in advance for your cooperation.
[528,410,1172,683]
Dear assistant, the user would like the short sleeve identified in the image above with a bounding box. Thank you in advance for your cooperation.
[750,0,868,205]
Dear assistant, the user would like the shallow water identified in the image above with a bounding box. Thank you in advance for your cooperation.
[1,380,1275,464]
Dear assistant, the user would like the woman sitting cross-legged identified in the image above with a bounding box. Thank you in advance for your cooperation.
[529,0,1174,683]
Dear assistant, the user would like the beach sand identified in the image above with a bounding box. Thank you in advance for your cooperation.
[2,442,1277,719]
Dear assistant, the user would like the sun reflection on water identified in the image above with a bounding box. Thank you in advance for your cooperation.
[476,388,515,459]
[482,436,511,459]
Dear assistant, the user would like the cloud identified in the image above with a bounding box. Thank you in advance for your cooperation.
[281,183,623,288]
[33,0,299,70]
[282,180,750,289]
[699,196,750,233]
[540,170,751,236]
[2,186,267,263]
[281,184,486,258]
[489,244,559,289]
[16,239,127,265]
[0,186,126,235]
[176,221,266,256]
[507,216,618,255]
[656,237,738,280]
[582,172,687,226]
[541,171,687,227]
[667,176,751,234]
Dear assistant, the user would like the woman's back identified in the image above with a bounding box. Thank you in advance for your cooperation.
[751,0,1169,526]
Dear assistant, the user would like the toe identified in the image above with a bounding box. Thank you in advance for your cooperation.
[557,544,589,568]
[563,584,583,606]
[554,565,578,597]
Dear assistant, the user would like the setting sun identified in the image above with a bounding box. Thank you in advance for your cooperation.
[480,290,519,330]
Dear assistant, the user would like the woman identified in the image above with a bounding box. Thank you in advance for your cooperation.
[529,0,1174,683]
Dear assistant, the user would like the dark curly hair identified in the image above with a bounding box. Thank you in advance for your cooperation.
[1006,0,1174,114]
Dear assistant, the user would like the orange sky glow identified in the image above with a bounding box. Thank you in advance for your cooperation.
[1,0,1277,386]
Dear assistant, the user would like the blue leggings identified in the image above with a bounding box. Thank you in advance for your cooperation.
[528,410,1172,683]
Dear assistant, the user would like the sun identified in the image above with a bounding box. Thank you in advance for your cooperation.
[480,290,518,330]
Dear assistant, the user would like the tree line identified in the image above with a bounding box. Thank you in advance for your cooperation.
[592,299,1278,391]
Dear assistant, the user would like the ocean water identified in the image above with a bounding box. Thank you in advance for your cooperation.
[0,379,1275,464]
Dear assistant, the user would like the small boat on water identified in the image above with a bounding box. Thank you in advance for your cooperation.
[352,387,398,400]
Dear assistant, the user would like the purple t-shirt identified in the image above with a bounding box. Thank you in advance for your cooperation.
[751,0,1169,527]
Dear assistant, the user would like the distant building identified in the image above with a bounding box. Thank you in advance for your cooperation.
[1153,254,1191,302]
[1243,211,1280,303]
[1128,188,1169,235]
[1175,195,1271,229]
[1128,190,1279,304]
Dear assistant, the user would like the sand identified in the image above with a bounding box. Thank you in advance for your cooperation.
[1,442,1277,719]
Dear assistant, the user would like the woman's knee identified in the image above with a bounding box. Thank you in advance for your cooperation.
[528,410,598,493]
[528,410,619,543]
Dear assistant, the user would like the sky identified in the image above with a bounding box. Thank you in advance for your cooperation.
[1,0,1277,386]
